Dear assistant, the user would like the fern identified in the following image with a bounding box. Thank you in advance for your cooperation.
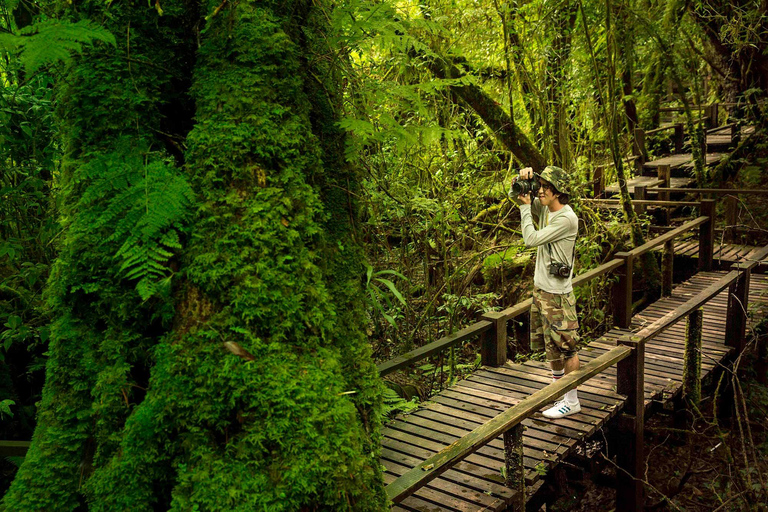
[76,146,195,300]
[0,19,115,74]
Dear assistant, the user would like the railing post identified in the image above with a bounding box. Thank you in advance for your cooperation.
[616,335,645,512]
[480,311,507,367]
[705,103,718,130]
[662,240,674,297]
[504,423,526,511]
[698,199,716,271]
[673,123,684,153]
[594,165,605,198]
[613,252,634,329]
[725,267,750,355]
[634,185,646,215]
[657,165,671,225]
[513,312,529,361]
[683,308,703,408]
[725,195,738,243]
[633,128,647,164]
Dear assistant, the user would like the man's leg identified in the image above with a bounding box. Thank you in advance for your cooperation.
[536,290,567,398]
[542,292,581,418]
[563,354,580,405]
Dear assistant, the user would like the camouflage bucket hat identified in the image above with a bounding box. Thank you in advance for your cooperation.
[539,165,571,195]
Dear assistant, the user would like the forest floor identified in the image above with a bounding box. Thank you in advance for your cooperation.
[546,343,768,512]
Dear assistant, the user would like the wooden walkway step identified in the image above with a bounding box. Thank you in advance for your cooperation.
[383,272,768,511]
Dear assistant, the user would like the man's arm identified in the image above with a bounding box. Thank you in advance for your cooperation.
[520,212,575,247]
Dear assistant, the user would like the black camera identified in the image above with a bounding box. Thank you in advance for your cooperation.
[548,262,572,278]
[511,173,540,196]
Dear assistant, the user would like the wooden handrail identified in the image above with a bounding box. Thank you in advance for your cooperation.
[585,199,700,207]
[652,188,768,196]
[628,216,708,258]
[571,258,624,288]
[384,344,634,503]
[707,122,737,135]
[0,440,30,457]
[377,320,493,377]
[646,123,681,136]
[659,106,706,112]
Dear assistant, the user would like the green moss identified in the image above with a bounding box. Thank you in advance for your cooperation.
[4,1,385,510]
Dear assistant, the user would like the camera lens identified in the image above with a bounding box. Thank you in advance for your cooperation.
[512,179,531,195]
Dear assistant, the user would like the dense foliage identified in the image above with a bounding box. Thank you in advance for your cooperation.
[0,0,766,509]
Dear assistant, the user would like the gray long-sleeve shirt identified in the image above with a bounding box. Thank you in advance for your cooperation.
[520,199,578,294]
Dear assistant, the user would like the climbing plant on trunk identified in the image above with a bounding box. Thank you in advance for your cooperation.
[3,1,387,510]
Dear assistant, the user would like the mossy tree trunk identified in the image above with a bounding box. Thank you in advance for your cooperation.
[3,1,387,510]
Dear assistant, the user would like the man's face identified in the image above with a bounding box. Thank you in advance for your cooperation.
[538,179,558,207]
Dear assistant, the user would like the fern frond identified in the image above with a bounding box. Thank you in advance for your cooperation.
[0,20,116,74]
[77,144,194,300]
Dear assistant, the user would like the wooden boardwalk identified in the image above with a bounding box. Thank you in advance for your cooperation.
[382,271,768,512]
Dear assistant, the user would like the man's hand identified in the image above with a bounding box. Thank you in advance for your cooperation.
[516,166,533,204]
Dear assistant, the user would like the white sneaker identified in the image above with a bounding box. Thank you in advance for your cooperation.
[542,400,581,419]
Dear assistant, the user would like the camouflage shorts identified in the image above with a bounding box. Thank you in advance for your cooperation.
[530,288,580,363]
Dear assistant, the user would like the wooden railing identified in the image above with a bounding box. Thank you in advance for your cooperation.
[386,241,768,512]
[377,200,717,377]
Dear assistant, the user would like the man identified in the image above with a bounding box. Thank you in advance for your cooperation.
[513,165,581,419]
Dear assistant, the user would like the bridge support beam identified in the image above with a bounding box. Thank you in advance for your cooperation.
[613,252,634,329]
[503,423,526,511]
[725,266,750,355]
[616,335,645,512]
[480,311,507,367]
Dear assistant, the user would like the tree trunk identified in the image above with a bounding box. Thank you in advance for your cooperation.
[3,1,387,510]
[425,54,547,170]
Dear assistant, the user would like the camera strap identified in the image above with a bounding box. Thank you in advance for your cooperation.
[545,238,577,269]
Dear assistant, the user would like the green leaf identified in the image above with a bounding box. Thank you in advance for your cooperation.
[374,277,406,306]
[0,399,14,419]
[365,262,373,286]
